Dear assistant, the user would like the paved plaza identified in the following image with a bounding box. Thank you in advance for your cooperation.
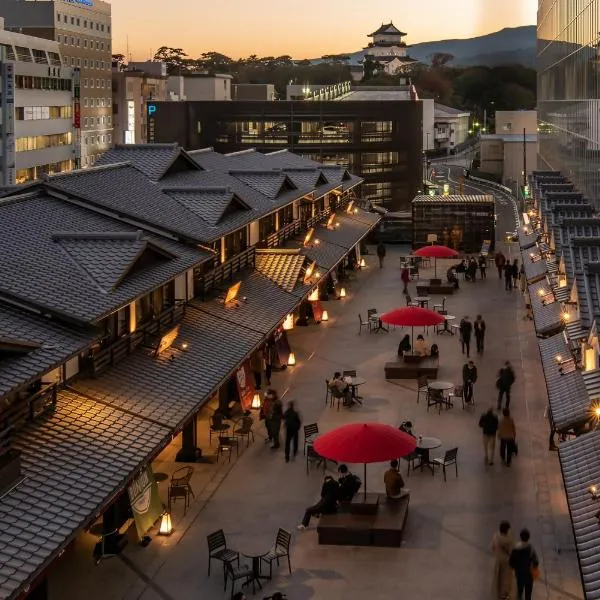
[49,242,583,600]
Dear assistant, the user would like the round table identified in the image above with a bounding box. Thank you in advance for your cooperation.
[438,314,456,335]
[416,436,442,472]
[344,376,366,405]
[413,296,431,308]
[369,313,389,333]
[428,380,454,391]
[240,543,271,593]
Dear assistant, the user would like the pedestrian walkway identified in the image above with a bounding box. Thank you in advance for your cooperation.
[48,248,583,600]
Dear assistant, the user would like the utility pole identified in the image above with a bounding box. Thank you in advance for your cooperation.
[523,127,527,189]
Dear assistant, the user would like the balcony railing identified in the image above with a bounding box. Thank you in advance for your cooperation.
[198,246,256,296]
[85,303,186,377]
[264,219,302,248]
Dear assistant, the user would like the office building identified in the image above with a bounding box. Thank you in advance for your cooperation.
[146,85,423,212]
[0,17,74,185]
[0,0,113,168]
[537,0,600,206]
[166,72,233,101]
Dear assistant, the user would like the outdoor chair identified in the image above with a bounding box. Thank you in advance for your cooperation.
[233,416,255,447]
[432,448,459,481]
[367,308,377,327]
[406,294,418,307]
[433,297,447,312]
[358,313,371,334]
[209,413,231,445]
[417,376,429,404]
[260,528,292,578]
[306,444,328,475]
[207,529,239,581]
[401,450,421,476]
[445,384,464,408]
[225,562,254,598]
[426,389,445,414]
[168,466,195,515]
[329,384,347,411]
[303,423,319,454]
[217,436,239,462]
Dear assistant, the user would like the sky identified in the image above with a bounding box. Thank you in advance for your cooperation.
[112,0,538,61]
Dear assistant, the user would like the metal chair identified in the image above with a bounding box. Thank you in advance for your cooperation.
[217,436,239,462]
[233,416,255,447]
[432,448,459,481]
[207,529,239,580]
[209,413,231,445]
[406,294,418,307]
[358,313,371,334]
[446,384,464,408]
[401,451,421,476]
[224,560,252,597]
[426,389,445,414]
[303,423,319,454]
[306,444,328,474]
[433,297,447,312]
[260,528,292,578]
[168,466,195,515]
[417,376,429,404]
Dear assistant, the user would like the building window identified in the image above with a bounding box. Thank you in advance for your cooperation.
[15,132,73,152]
[96,78,100,88]
[70,57,74,66]
[57,34,62,43]
[84,20,87,27]
[90,21,93,29]
[95,60,99,68]
[83,78,88,87]
[96,23,99,30]
[106,79,110,87]
[101,42,104,50]
[76,17,80,26]
[70,16,74,25]
[76,58,80,66]
[76,38,80,46]
[101,24,104,32]
[15,105,72,120]
[84,117,88,126]
[83,40,87,49]
[84,98,88,107]
[108,133,112,143]
[90,79,94,88]
[84,58,88,67]
[63,15,67,23]
[108,25,111,33]
[57,12,60,20]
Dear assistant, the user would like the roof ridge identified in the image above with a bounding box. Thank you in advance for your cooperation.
[113,143,178,149]
[52,231,145,242]
[162,186,232,194]
[229,169,282,175]
[225,149,257,157]
[187,147,215,155]
[46,162,133,179]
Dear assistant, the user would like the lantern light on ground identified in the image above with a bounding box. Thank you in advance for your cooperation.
[251,392,262,410]
[283,313,294,330]
[339,287,347,299]
[321,310,329,322]
[359,258,366,268]
[288,352,296,366]
[159,512,173,536]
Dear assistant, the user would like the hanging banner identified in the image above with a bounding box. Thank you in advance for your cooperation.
[311,300,324,323]
[235,360,255,411]
[273,326,291,365]
[127,465,163,540]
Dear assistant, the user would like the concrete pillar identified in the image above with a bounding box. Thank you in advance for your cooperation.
[129,301,136,333]
[175,418,199,462]
[249,221,259,246]
[220,238,226,263]
[275,211,281,231]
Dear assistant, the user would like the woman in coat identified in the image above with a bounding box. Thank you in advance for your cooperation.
[491,520,514,600]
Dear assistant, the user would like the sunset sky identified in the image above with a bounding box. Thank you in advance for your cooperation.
[112,0,537,61]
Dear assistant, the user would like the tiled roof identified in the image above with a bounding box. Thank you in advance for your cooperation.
[0,390,170,600]
[309,214,373,249]
[552,218,600,255]
[228,171,297,199]
[369,22,406,36]
[583,369,600,404]
[346,209,381,227]
[528,279,564,337]
[163,188,248,227]
[0,305,98,399]
[558,432,600,600]
[192,272,305,335]
[518,228,540,250]
[255,251,307,293]
[522,252,548,284]
[539,332,589,431]
[294,238,347,271]
[73,307,263,428]
[94,143,202,180]
[412,194,494,204]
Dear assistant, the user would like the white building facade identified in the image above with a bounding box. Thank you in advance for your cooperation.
[0,18,74,185]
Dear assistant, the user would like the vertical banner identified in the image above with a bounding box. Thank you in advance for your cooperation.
[235,361,255,411]
[273,326,291,365]
[127,466,163,540]
[311,300,323,323]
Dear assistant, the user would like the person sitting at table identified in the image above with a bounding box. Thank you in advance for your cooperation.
[399,420,416,437]
[329,372,352,405]
[338,464,361,503]
[298,475,339,529]
[430,343,439,359]
[414,335,430,357]
[384,460,410,499]
[397,334,411,356]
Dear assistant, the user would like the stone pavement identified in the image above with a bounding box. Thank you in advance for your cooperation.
[49,243,583,600]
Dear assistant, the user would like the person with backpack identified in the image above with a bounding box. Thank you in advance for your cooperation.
[283,401,301,463]
[509,528,540,600]
[298,475,339,529]
[337,464,361,502]
[497,361,516,410]
[459,315,473,358]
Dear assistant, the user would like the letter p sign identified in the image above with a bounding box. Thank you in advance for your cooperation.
[148,104,156,116]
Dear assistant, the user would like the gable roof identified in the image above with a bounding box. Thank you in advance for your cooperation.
[369,22,406,37]
[228,170,297,199]
[94,143,202,181]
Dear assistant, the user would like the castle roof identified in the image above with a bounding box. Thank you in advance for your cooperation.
[368,22,406,37]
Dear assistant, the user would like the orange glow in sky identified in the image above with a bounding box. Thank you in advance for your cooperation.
[112,0,537,61]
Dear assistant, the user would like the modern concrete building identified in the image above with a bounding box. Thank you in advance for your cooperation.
[166,72,233,101]
[233,83,276,101]
[0,0,113,169]
[0,17,74,185]
[112,65,168,144]
[495,110,537,135]
[537,0,600,207]
[434,103,471,151]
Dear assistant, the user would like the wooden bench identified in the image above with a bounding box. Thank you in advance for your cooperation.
[384,356,439,379]
[317,494,409,547]
[417,281,455,295]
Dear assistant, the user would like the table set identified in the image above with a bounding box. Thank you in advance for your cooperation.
[437,314,456,335]
[427,380,455,413]
[343,375,366,405]
[369,312,389,333]
[413,296,431,308]
[416,436,442,473]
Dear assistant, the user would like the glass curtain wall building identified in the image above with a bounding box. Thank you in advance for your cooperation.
[537,0,600,206]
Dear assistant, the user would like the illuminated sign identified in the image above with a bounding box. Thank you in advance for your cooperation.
[65,0,94,6]
[224,281,242,305]
[147,103,157,116]
[155,324,180,356]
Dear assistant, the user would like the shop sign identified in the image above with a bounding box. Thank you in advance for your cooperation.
[311,300,323,323]
[273,326,291,366]
[235,361,255,411]
[127,466,163,539]
[155,324,180,356]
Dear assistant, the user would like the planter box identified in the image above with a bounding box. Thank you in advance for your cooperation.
[0,449,22,496]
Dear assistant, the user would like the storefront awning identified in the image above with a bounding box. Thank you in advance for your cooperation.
[528,279,564,337]
[539,332,589,432]
[559,431,600,600]
[518,228,540,250]
[522,252,549,284]
[0,390,171,600]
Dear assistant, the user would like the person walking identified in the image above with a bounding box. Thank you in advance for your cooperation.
[498,408,517,466]
[474,314,486,354]
[509,529,540,600]
[479,407,499,465]
[519,264,526,293]
[504,261,513,291]
[495,251,506,279]
[377,241,386,268]
[459,315,473,358]
[478,254,487,279]
[462,360,478,405]
[401,265,410,294]
[497,361,516,410]
[283,401,301,463]
[511,259,519,289]
[491,520,514,600]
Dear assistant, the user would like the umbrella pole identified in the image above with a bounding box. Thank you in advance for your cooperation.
[411,326,414,355]
[434,257,437,278]
[364,463,367,500]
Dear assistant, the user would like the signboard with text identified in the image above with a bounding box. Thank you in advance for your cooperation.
[311,300,323,323]
[235,361,255,411]
[127,466,163,540]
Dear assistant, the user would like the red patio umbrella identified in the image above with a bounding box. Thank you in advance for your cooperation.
[379,306,445,352]
[313,423,417,500]
[414,245,459,278]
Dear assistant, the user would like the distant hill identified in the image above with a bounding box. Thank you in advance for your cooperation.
[311,25,536,69]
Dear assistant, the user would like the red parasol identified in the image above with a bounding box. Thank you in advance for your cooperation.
[414,245,459,277]
[314,423,417,499]
[380,307,444,352]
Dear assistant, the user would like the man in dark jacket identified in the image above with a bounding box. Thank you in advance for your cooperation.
[497,361,516,410]
[337,464,361,503]
[298,475,339,529]
[495,251,506,279]
[474,314,486,354]
[504,259,514,291]
[462,360,478,404]
[459,316,473,358]
[377,242,386,268]
[479,407,499,465]
[509,528,539,600]
[283,401,301,463]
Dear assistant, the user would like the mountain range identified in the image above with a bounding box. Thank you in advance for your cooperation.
[313,25,537,69]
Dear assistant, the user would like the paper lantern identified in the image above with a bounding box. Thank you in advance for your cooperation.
[159,512,173,536]
[251,392,262,410]
[288,352,296,366]
[359,258,366,268]
[339,287,347,299]
[308,288,319,301]
[283,314,294,330]
[321,310,329,322]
